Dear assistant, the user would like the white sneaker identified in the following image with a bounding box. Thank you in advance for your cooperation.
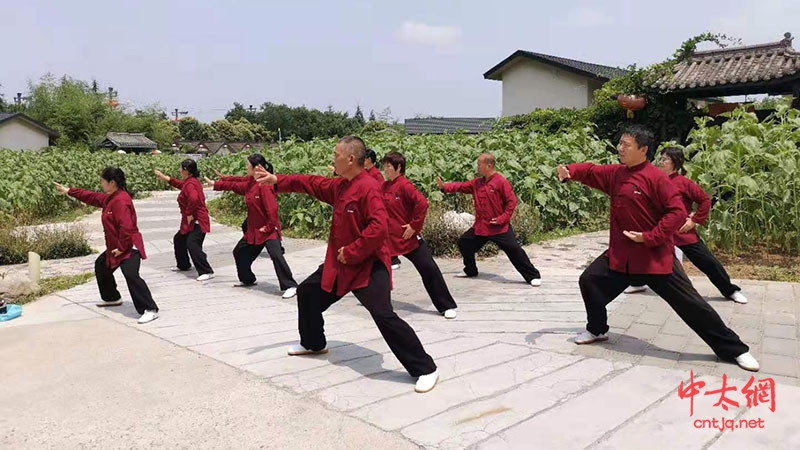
[728,291,748,304]
[137,310,159,324]
[196,273,214,282]
[171,267,188,272]
[233,281,257,287]
[391,263,401,270]
[282,287,298,299]
[624,285,647,294]
[529,278,542,287]
[735,352,760,371]
[574,331,609,345]
[415,369,439,393]
[455,273,475,278]
[287,344,328,356]
[443,309,457,319]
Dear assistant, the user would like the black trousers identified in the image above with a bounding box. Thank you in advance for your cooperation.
[679,240,741,298]
[457,225,541,282]
[400,239,457,313]
[173,223,213,276]
[578,252,749,361]
[296,262,437,377]
[95,250,159,315]
[233,238,298,290]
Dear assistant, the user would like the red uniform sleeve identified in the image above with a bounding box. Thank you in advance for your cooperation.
[341,189,389,265]
[565,163,618,196]
[276,174,337,206]
[167,177,184,189]
[219,175,251,182]
[404,183,429,233]
[494,179,517,226]
[442,178,475,194]
[214,179,250,196]
[67,188,107,208]
[642,180,687,248]
[686,178,711,225]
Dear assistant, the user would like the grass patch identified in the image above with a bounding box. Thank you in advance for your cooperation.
[684,246,800,283]
[12,272,95,305]
[1,224,94,266]
[12,205,97,227]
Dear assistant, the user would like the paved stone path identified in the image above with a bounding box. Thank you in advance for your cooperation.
[3,189,799,449]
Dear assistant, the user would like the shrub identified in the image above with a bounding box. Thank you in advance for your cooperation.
[0,224,93,265]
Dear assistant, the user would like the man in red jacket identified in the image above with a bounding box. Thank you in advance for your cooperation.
[557,125,759,372]
[254,136,439,393]
[381,151,458,319]
[436,153,542,286]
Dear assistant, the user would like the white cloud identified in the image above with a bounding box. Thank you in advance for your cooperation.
[558,7,613,28]
[398,21,462,46]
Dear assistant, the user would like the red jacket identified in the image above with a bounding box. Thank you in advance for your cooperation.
[68,188,146,269]
[214,177,281,245]
[381,175,428,256]
[366,166,384,184]
[669,173,711,246]
[442,173,516,236]
[168,176,211,234]
[276,170,391,296]
[565,161,686,274]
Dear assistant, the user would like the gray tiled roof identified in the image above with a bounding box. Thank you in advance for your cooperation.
[404,117,496,135]
[657,33,800,92]
[102,132,157,149]
[484,50,629,81]
[0,112,60,137]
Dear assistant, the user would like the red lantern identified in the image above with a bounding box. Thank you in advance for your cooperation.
[617,95,646,119]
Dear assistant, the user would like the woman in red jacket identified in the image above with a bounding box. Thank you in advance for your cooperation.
[206,154,298,298]
[54,167,159,324]
[155,159,214,282]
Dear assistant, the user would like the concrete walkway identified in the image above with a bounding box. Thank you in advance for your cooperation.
[2,190,798,449]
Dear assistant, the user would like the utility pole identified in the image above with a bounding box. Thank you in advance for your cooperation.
[173,108,188,121]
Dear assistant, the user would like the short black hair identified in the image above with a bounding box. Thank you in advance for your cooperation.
[247,153,274,174]
[621,124,656,158]
[337,136,367,166]
[365,148,377,164]
[660,147,686,175]
[181,159,200,178]
[381,151,406,174]
[101,167,127,191]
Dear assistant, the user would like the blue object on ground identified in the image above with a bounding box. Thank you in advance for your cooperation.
[0,304,22,322]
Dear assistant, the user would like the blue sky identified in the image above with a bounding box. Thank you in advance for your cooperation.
[2,0,796,122]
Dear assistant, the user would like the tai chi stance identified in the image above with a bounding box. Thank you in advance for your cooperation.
[557,125,758,371]
[55,167,159,324]
[436,153,542,286]
[155,159,214,281]
[255,136,440,393]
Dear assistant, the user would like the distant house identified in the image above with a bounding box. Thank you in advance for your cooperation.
[176,141,264,157]
[484,51,628,117]
[404,117,496,135]
[0,113,59,151]
[96,132,158,154]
